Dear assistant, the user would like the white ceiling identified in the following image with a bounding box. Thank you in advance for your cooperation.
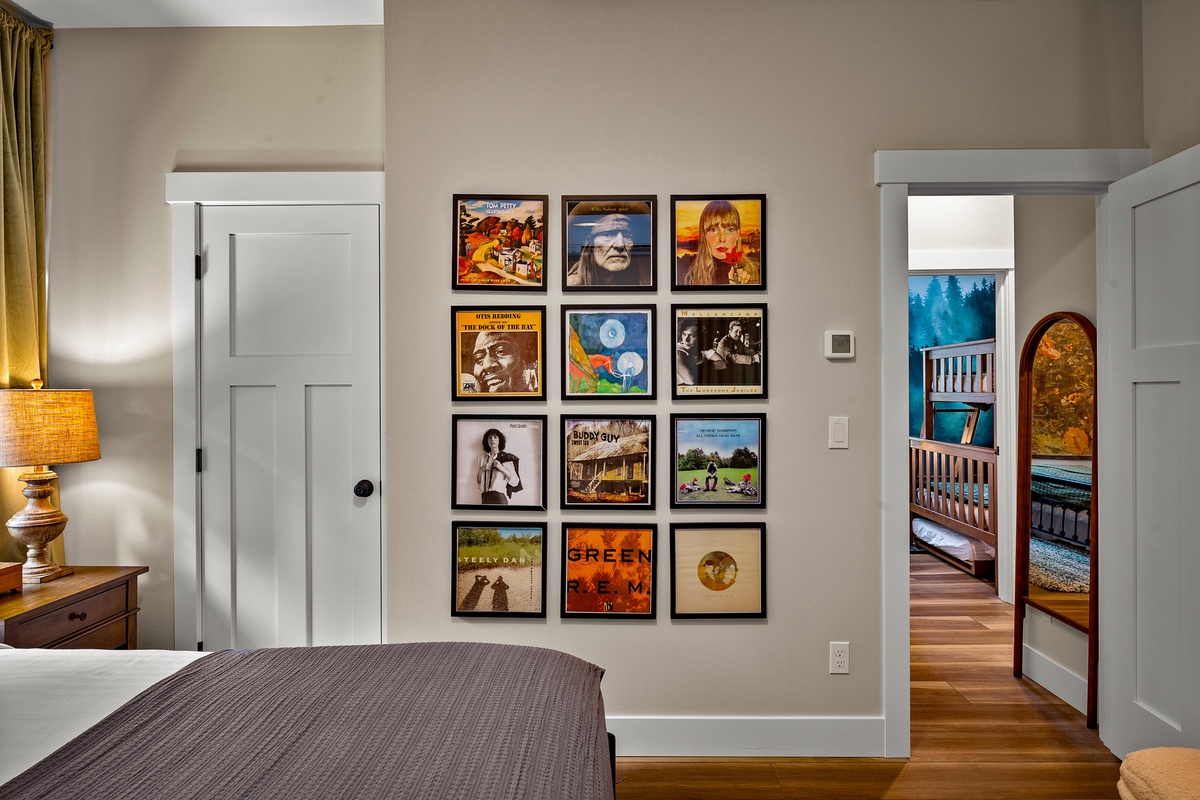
[17,0,383,28]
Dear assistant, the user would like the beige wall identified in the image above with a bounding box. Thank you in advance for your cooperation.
[1142,0,1200,162]
[39,0,1164,739]
[384,0,1142,720]
[47,26,384,649]
[1015,195,1098,339]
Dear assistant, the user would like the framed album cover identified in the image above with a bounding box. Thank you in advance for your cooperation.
[670,413,765,509]
[670,523,766,619]
[562,305,655,400]
[561,524,656,619]
[451,306,545,400]
[453,195,547,291]
[671,304,767,399]
[670,194,766,290]
[561,415,655,510]
[451,414,547,510]
[562,195,656,291]
[451,521,546,618]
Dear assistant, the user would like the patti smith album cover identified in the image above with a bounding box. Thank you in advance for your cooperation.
[452,415,547,510]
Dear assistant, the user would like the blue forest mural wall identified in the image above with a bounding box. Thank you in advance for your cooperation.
[909,274,996,447]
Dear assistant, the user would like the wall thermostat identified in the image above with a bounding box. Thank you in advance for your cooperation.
[824,330,855,360]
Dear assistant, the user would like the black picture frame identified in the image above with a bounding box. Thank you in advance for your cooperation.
[670,413,766,509]
[670,194,766,291]
[561,304,656,400]
[669,522,767,619]
[453,194,548,291]
[560,523,657,620]
[451,306,546,401]
[671,304,768,399]
[561,195,657,291]
[561,415,656,510]
[451,414,547,510]
[451,521,547,618]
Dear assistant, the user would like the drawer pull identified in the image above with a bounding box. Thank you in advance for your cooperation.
[69,611,88,622]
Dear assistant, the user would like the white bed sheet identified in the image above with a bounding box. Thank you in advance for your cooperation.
[0,647,205,783]
[912,516,995,562]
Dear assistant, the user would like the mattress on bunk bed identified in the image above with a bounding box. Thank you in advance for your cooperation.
[915,481,990,517]
[1029,462,1092,547]
[1030,463,1092,509]
[912,516,995,564]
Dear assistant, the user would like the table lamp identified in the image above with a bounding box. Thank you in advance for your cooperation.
[0,381,100,584]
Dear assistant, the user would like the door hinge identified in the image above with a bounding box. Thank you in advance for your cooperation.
[196,448,203,473]
[195,254,202,280]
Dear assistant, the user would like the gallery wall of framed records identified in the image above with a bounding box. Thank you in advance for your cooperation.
[449,190,769,622]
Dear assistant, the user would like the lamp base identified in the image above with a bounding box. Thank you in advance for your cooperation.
[6,469,74,585]
[22,563,75,584]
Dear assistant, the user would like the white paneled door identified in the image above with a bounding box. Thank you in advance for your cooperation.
[198,204,382,650]
[1098,143,1200,757]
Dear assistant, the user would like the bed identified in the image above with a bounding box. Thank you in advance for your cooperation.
[909,338,998,577]
[1030,463,1092,547]
[911,515,995,572]
[1027,462,1092,592]
[0,641,615,800]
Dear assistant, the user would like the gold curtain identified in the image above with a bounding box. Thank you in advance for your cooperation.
[1,10,53,563]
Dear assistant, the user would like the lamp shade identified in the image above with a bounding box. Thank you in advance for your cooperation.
[0,389,101,468]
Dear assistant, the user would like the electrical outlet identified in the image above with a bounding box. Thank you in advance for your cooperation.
[829,642,849,674]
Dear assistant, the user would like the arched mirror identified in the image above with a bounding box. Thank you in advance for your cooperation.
[1013,312,1098,728]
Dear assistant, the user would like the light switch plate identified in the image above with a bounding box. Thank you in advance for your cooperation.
[829,416,849,449]
[824,330,855,359]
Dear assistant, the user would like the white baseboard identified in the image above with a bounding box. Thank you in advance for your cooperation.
[605,716,886,757]
[1021,645,1087,714]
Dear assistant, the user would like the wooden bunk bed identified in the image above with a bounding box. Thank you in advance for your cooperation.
[909,338,997,577]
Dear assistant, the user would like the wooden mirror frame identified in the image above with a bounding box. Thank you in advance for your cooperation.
[1013,311,1098,728]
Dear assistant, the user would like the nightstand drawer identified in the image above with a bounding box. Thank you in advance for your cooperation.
[52,615,131,650]
[19,585,128,648]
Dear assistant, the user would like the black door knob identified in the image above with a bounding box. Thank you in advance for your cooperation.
[354,479,374,498]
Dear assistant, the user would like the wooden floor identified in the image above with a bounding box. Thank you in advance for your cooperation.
[614,554,1120,799]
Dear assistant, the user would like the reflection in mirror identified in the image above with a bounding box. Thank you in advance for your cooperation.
[1027,318,1094,622]
[1015,311,1098,728]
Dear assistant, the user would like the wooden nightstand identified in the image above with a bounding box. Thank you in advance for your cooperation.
[0,566,148,649]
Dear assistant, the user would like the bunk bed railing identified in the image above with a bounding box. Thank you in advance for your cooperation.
[923,339,996,404]
[909,437,998,546]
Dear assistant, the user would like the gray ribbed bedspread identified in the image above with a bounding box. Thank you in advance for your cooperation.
[2,641,613,800]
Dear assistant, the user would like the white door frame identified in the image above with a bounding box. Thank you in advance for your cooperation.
[166,172,386,651]
[876,149,1149,756]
